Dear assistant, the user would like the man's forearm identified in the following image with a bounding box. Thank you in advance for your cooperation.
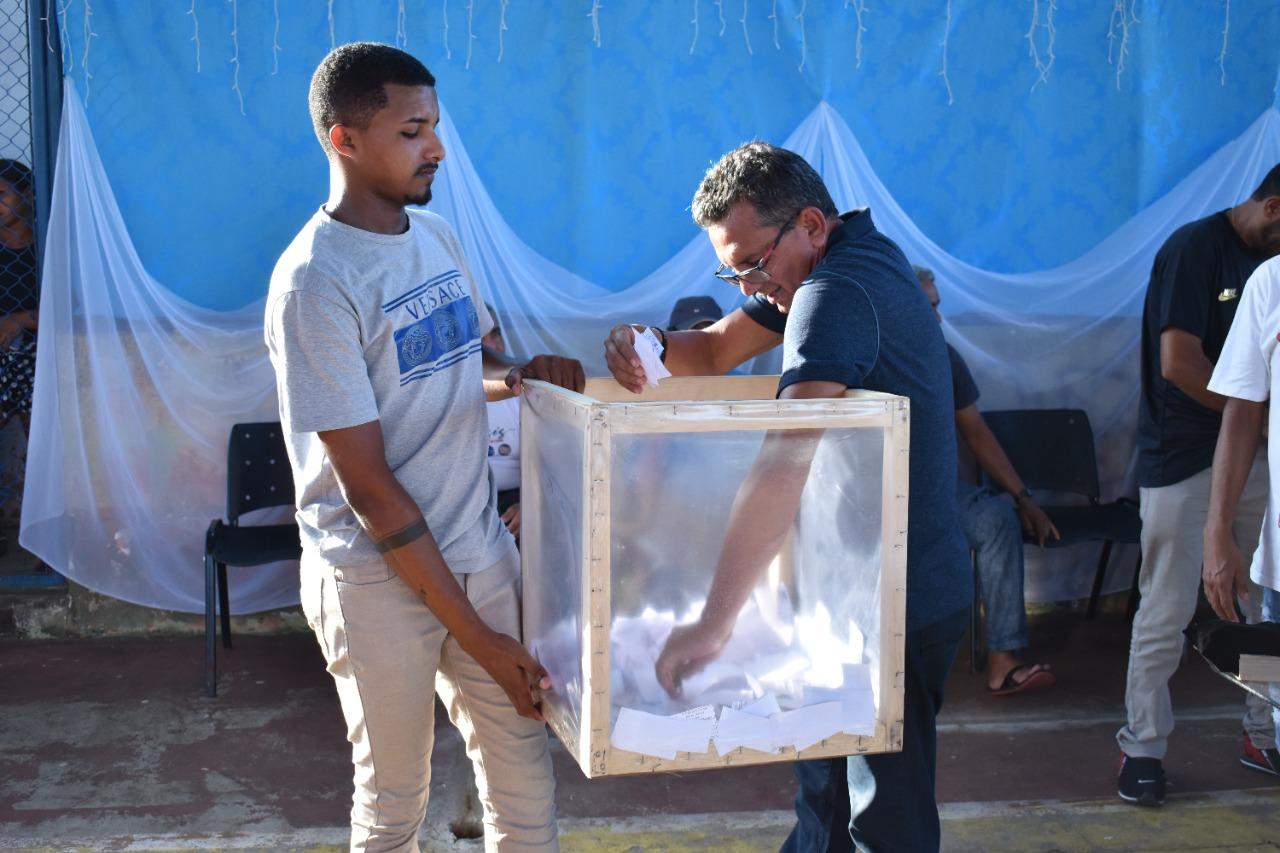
[1171,373,1229,411]
[1205,397,1264,534]
[699,429,821,632]
[972,440,1024,497]
[1167,359,1228,412]
[483,377,514,402]
[1162,330,1228,412]
[660,329,722,376]
[341,474,491,648]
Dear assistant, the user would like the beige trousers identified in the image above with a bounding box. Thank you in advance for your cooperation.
[301,547,558,853]
[1117,455,1275,759]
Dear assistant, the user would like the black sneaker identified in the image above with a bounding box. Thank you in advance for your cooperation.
[1117,755,1166,806]
[1241,734,1280,778]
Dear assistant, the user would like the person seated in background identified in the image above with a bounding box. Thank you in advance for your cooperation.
[914,265,1060,696]
[0,160,38,419]
[481,305,522,539]
[0,159,40,557]
[667,295,723,332]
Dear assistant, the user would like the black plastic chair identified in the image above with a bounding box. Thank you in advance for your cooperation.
[204,422,301,697]
[980,409,1142,620]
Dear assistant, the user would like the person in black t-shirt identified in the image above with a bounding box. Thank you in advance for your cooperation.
[915,266,1060,697]
[1118,163,1280,807]
[0,159,39,426]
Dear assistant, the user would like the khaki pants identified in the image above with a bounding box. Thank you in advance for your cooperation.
[301,548,558,853]
[1117,455,1275,759]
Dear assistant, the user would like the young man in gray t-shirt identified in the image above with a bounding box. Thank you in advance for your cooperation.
[266,43,582,852]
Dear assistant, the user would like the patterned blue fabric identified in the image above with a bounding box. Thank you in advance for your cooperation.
[55,2,1280,310]
[27,4,1280,611]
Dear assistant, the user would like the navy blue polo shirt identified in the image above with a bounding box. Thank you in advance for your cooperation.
[743,208,971,632]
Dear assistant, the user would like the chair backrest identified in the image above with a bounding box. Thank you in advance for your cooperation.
[979,408,1101,501]
[225,422,295,523]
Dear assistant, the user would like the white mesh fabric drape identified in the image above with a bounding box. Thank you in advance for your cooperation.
[21,80,1280,612]
[21,82,292,612]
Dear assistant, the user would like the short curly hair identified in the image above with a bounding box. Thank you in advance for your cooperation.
[691,141,837,229]
[0,159,32,195]
[309,43,436,156]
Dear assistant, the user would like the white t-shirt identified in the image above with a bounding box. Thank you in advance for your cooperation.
[1207,255,1280,590]
[265,206,513,572]
[486,396,521,492]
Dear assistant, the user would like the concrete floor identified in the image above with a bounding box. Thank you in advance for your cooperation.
[1,602,1278,852]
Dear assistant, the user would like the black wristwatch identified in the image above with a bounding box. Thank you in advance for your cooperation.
[1014,488,1033,505]
[653,326,669,363]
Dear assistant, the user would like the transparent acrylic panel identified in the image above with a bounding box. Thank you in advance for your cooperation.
[607,426,884,757]
[520,392,586,746]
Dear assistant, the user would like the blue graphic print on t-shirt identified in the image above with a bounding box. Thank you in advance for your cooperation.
[384,269,482,385]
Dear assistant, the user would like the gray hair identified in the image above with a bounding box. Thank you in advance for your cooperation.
[691,141,838,229]
[912,265,935,284]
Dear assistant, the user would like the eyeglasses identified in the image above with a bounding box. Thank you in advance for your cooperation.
[713,218,795,286]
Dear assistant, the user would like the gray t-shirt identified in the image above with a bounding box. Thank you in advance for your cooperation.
[265,206,513,572]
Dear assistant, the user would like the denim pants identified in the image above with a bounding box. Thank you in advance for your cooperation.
[956,481,1028,652]
[779,606,970,853]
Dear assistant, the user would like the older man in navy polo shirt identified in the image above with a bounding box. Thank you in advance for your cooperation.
[604,142,971,853]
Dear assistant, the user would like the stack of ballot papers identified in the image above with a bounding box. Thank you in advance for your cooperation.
[610,665,876,759]
[608,589,870,715]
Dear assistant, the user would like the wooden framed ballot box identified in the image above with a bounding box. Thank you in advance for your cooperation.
[520,376,908,778]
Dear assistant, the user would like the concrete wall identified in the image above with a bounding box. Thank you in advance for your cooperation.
[0,579,306,639]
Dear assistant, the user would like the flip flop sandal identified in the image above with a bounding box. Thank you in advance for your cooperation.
[987,663,1056,697]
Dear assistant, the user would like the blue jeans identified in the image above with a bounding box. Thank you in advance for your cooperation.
[956,480,1028,652]
[779,606,969,853]
[1266,587,1280,726]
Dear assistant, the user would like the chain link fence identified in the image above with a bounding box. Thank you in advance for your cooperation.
[0,0,39,557]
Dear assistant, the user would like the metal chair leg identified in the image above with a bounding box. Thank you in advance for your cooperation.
[969,606,979,673]
[204,551,218,698]
[217,562,232,650]
[969,549,984,673]
[1087,540,1115,620]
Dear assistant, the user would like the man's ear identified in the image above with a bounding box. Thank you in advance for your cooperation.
[328,124,357,160]
[1264,196,1280,220]
[797,206,828,247]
